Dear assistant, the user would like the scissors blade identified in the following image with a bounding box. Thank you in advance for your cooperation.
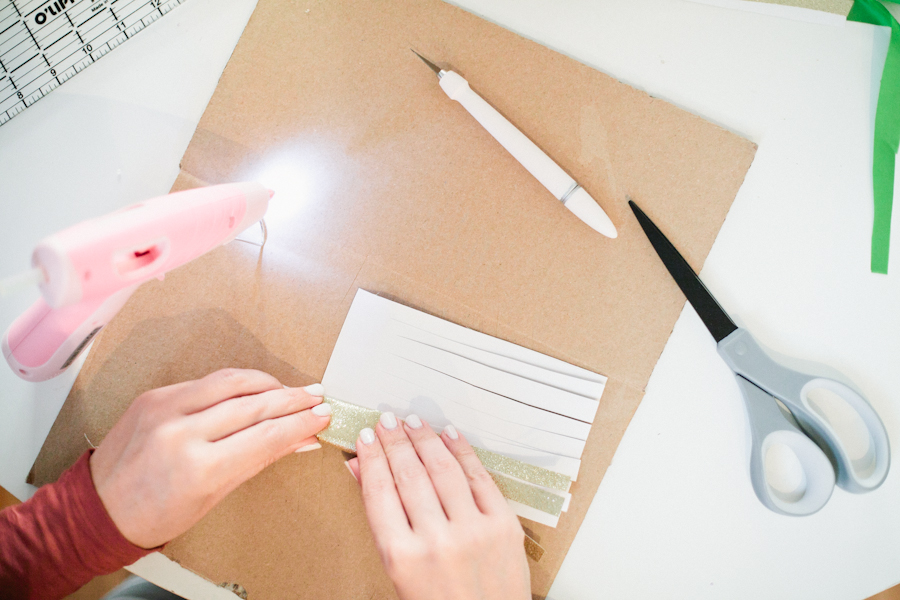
[629,199,738,343]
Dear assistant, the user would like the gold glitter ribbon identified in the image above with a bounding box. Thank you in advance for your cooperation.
[488,471,564,516]
[316,397,381,452]
[523,534,545,562]
[316,396,568,516]
[472,447,570,492]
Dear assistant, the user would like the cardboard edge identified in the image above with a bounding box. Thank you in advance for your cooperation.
[686,0,850,24]
[128,552,245,599]
[172,169,212,192]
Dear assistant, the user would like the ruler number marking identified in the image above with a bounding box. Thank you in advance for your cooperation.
[0,0,187,125]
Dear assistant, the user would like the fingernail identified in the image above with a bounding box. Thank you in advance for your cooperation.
[406,414,423,429]
[380,411,398,430]
[344,461,358,482]
[443,424,459,440]
[295,442,321,453]
[312,403,332,417]
[359,427,376,445]
[303,383,325,397]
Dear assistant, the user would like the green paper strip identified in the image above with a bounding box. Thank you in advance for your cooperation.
[316,396,570,515]
[849,0,900,273]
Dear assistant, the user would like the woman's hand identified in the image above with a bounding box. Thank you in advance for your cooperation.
[90,368,331,549]
[347,413,531,600]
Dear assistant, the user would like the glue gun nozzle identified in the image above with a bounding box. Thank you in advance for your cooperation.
[0,266,45,299]
[411,49,442,77]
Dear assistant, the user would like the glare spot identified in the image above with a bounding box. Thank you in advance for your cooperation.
[256,158,314,225]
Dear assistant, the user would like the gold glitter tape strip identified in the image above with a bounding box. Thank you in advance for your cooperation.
[472,447,570,492]
[523,534,545,562]
[488,471,565,517]
[316,397,381,452]
[316,397,568,516]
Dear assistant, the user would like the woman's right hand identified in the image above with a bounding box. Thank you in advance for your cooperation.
[347,413,531,600]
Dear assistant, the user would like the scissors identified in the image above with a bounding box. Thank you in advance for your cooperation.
[629,200,890,516]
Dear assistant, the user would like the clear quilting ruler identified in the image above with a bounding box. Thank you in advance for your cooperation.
[0,0,186,127]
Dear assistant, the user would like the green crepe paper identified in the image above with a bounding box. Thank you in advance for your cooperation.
[848,0,900,273]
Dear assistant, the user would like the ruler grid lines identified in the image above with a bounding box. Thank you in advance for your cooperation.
[0,0,186,127]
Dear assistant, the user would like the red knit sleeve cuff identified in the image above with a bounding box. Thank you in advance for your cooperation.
[0,450,161,598]
[64,449,161,570]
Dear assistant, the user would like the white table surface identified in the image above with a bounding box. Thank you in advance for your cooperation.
[2,0,900,598]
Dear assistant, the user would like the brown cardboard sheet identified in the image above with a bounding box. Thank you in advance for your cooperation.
[32,0,757,597]
[745,0,853,16]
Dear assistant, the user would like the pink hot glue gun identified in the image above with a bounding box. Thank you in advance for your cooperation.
[2,182,271,382]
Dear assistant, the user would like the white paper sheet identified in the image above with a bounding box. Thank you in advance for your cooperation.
[322,290,607,521]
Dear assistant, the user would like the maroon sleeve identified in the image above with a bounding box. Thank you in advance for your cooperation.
[0,450,156,600]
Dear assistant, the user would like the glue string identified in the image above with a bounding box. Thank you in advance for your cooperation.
[847,0,900,273]
[316,396,570,516]
[259,218,268,249]
[231,219,269,249]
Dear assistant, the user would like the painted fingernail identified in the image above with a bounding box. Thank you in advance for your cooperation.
[312,403,332,417]
[359,427,376,445]
[303,383,325,397]
[380,411,398,430]
[406,414,423,429]
[443,424,459,440]
[295,442,322,453]
[344,461,359,482]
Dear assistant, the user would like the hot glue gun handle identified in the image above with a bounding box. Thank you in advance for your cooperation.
[3,285,138,382]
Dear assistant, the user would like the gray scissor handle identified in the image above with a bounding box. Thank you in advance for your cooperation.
[719,329,890,495]
[735,375,835,516]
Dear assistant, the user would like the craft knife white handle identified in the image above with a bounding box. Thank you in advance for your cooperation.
[413,50,617,238]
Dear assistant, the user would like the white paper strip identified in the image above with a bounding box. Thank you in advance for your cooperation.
[383,365,592,441]
[390,319,606,398]
[378,294,606,384]
[507,500,559,527]
[390,336,599,423]
[382,369,588,459]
